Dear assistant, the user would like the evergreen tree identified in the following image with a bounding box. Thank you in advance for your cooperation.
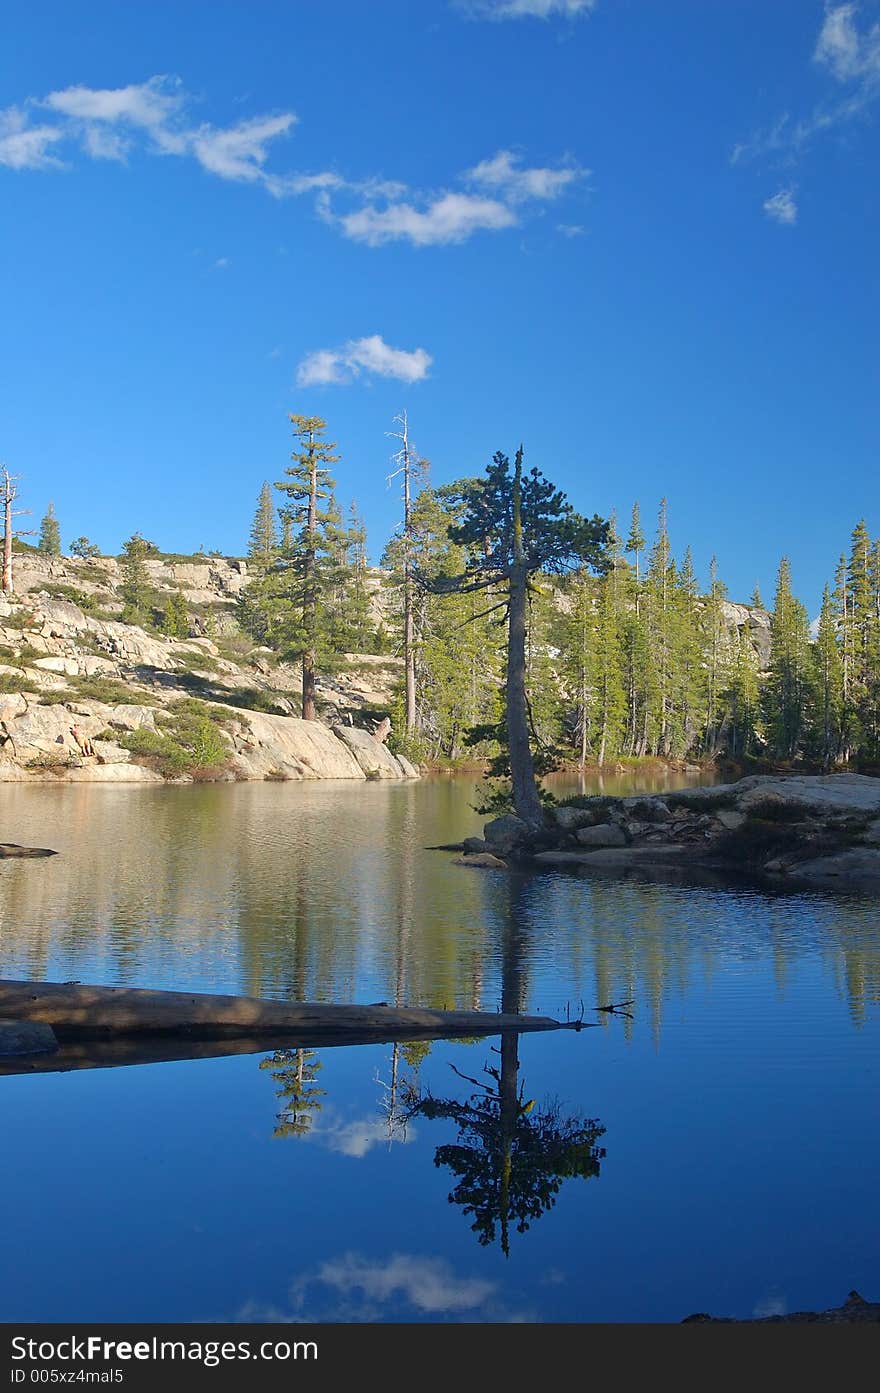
[70,536,100,559]
[702,556,730,754]
[765,557,813,760]
[625,501,646,585]
[244,415,342,720]
[248,482,279,568]
[387,485,504,759]
[119,532,153,624]
[726,627,761,759]
[588,568,626,766]
[38,501,61,555]
[645,499,674,755]
[811,584,844,769]
[439,447,609,826]
[160,590,189,638]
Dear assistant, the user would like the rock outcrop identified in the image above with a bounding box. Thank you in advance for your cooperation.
[453,775,880,888]
[0,566,418,784]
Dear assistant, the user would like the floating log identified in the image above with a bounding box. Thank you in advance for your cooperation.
[0,843,57,858]
[0,979,582,1046]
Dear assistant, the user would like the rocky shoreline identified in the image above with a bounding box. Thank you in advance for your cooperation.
[0,562,417,784]
[450,774,880,889]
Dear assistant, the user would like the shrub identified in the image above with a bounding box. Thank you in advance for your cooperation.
[0,673,38,694]
[71,675,141,706]
[36,583,97,611]
[116,708,230,778]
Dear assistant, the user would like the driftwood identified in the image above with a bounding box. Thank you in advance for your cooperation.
[0,978,582,1045]
[0,843,57,858]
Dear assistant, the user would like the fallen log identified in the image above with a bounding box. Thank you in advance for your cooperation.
[0,843,57,858]
[0,978,584,1045]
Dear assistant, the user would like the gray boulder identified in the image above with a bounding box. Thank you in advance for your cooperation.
[484,815,530,853]
[575,822,627,847]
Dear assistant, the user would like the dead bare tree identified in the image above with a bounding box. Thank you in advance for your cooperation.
[386,411,427,737]
[1,467,35,594]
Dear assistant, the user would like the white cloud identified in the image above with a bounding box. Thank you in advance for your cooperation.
[300,1253,496,1316]
[191,113,297,183]
[466,149,585,202]
[814,3,880,82]
[297,335,432,387]
[734,5,880,164]
[11,76,296,182]
[211,257,230,270]
[556,222,585,236]
[333,191,516,246]
[763,188,798,224]
[43,76,184,131]
[0,108,65,169]
[459,0,597,19]
[2,77,584,250]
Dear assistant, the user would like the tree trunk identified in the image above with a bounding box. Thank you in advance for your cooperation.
[2,475,14,594]
[507,561,543,828]
[302,435,318,721]
[402,422,417,735]
[302,651,316,722]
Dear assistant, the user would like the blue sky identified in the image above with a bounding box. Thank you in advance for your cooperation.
[1,0,878,607]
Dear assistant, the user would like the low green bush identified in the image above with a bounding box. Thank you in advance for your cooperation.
[0,673,38,694]
[116,708,230,778]
[36,583,98,611]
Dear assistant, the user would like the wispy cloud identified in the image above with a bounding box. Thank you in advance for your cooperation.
[457,0,597,19]
[466,149,585,203]
[0,107,65,169]
[191,113,297,183]
[1,79,586,248]
[763,188,798,225]
[297,335,432,387]
[814,2,880,81]
[239,1252,503,1322]
[556,222,585,237]
[327,191,516,247]
[733,4,880,167]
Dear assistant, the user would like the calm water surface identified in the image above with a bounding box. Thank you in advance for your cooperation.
[1,774,879,1323]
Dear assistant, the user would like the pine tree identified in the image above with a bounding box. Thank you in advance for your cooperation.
[625,501,646,585]
[160,590,189,638]
[439,448,609,826]
[119,532,153,624]
[645,499,674,755]
[811,584,844,769]
[844,520,880,755]
[726,627,761,758]
[248,482,279,568]
[38,502,61,555]
[766,557,812,760]
[70,537,100,559]
[264,414,342,720]
[702,556,729,754]
[588,568,626,766]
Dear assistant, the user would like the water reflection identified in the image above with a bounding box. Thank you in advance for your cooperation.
[260,1048,325,1138]
[409,1050,605,1256]
[1,779,879,1031]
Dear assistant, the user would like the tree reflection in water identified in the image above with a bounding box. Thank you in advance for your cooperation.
[259,1048,325,1138]
[407,1037,605,1256]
